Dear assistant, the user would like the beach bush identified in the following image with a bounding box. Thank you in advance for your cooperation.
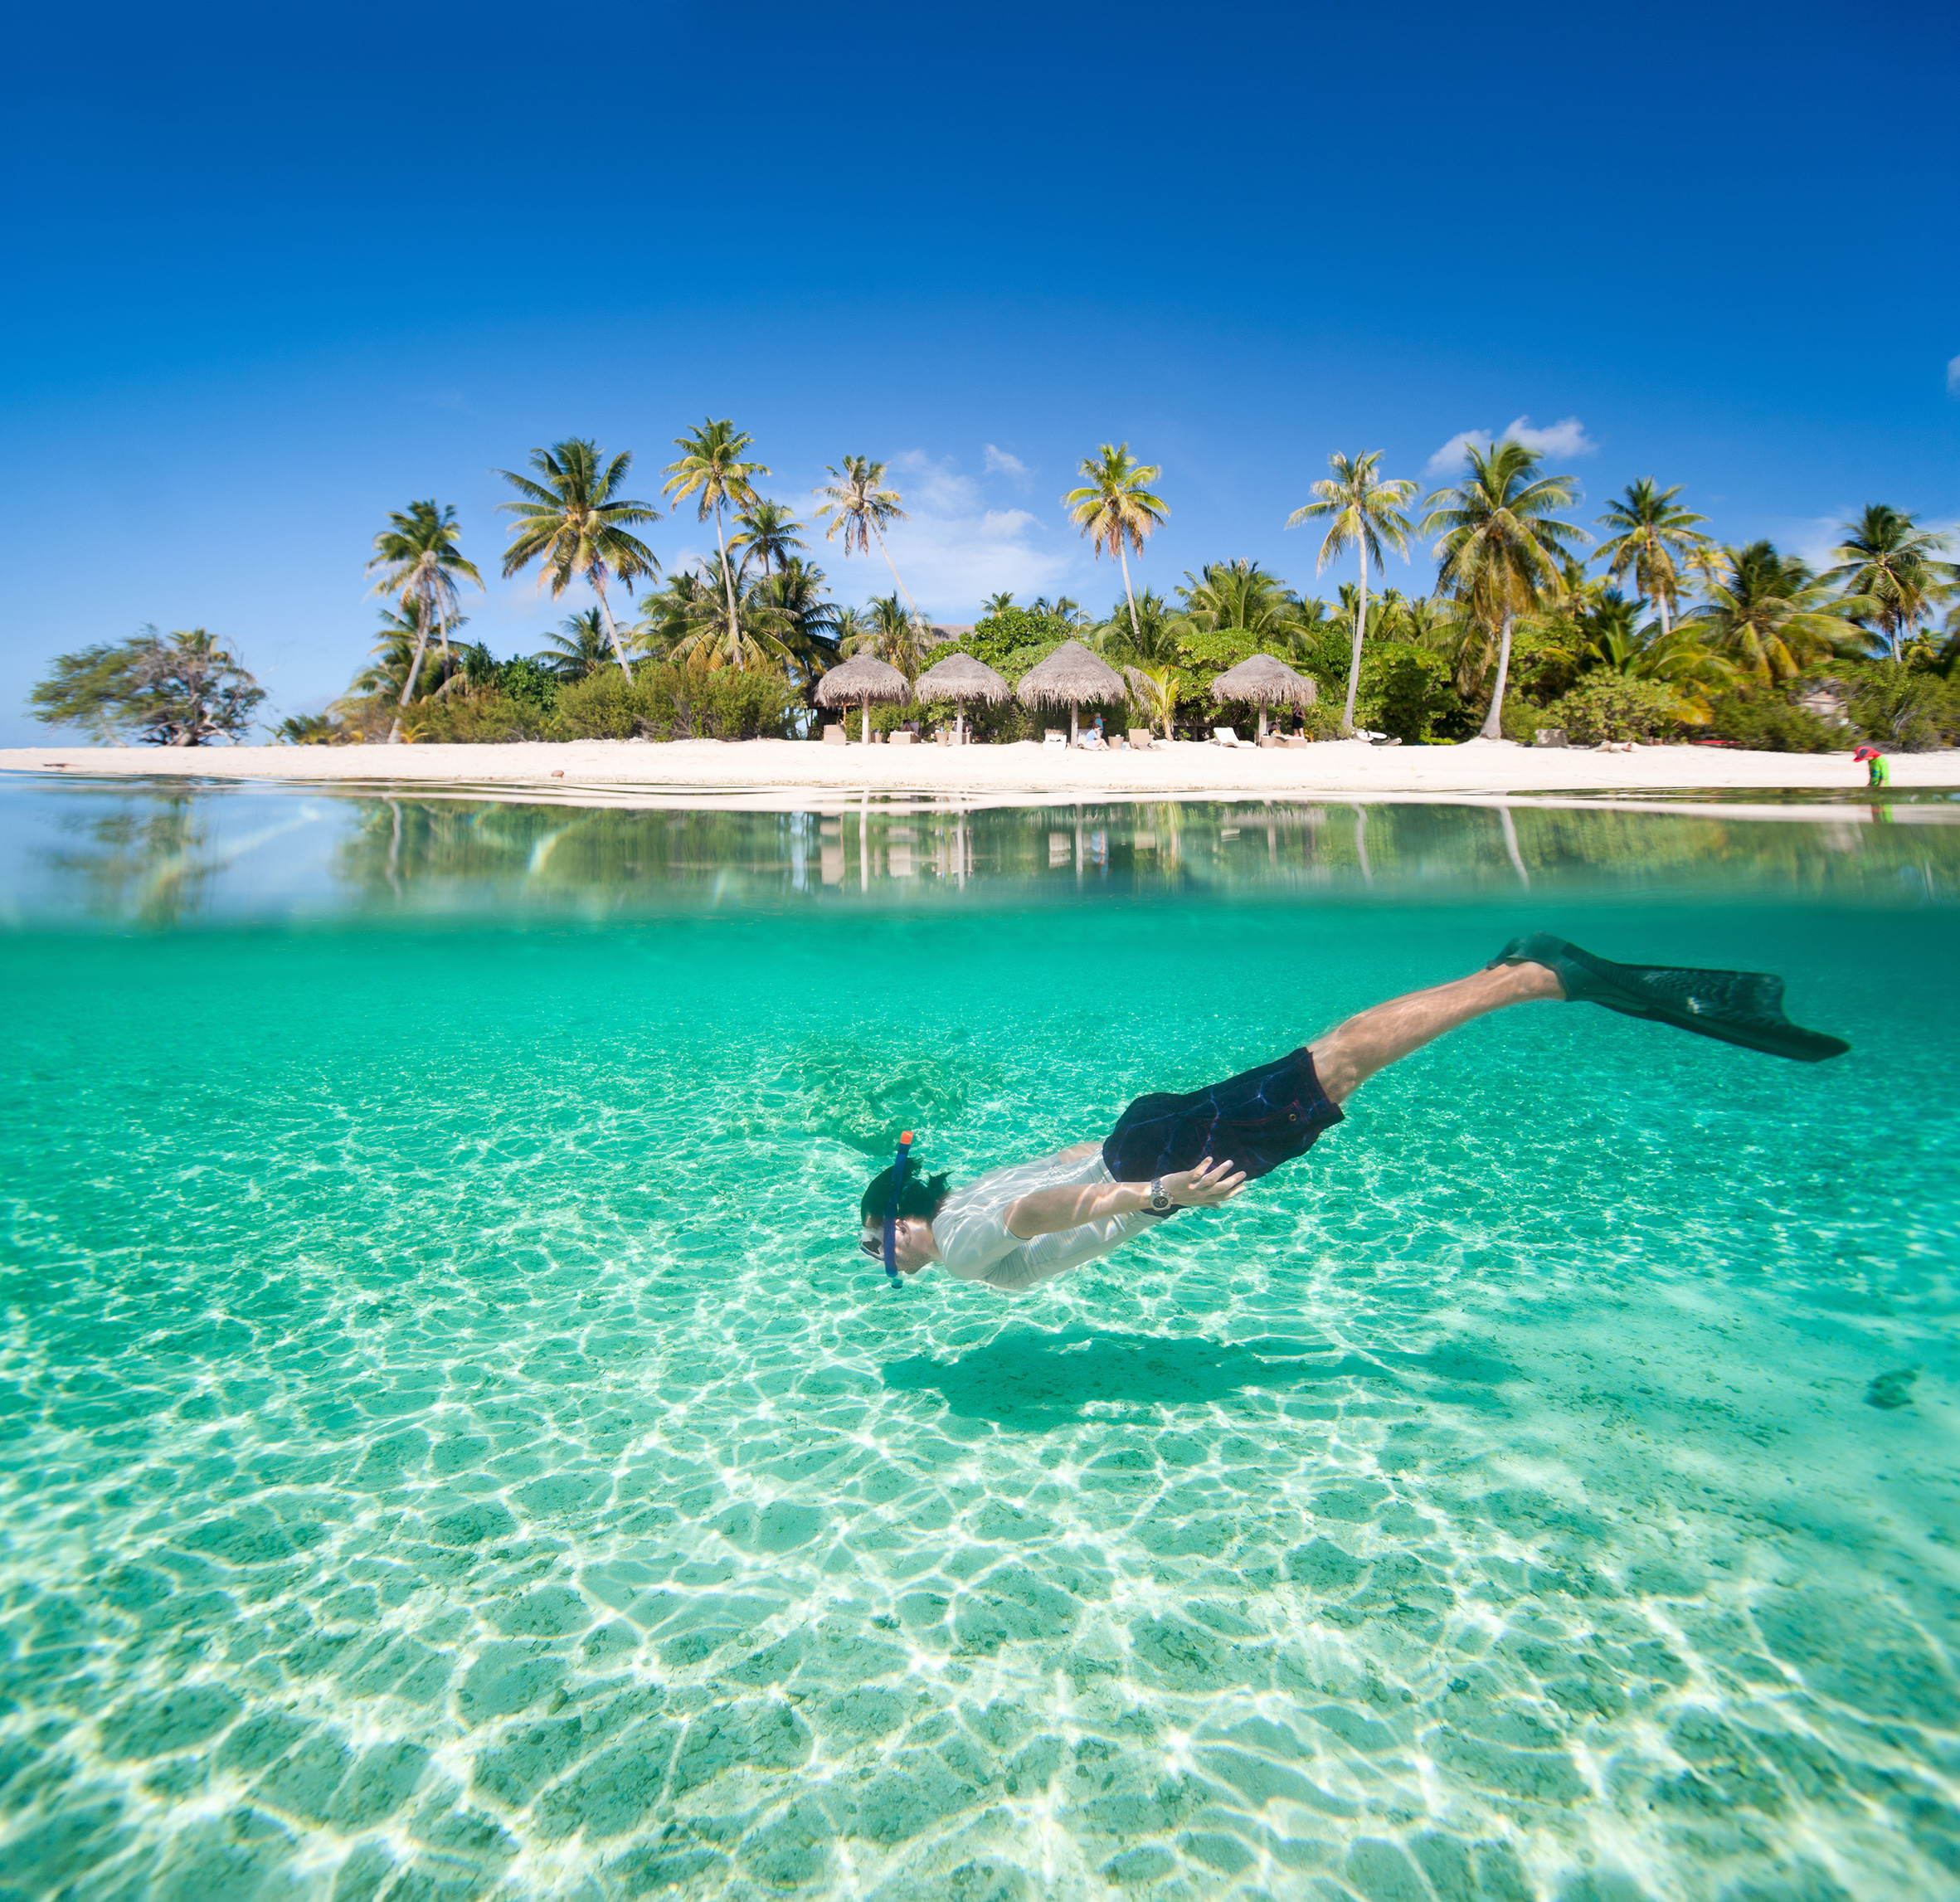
[552,665,800,741]
[415,691,556,742]
[953,607,1073,680]
[1354,644,1457,743]
[1541,676,1690,744]
[1700,691,1838,752]
[1843,663,1960,752]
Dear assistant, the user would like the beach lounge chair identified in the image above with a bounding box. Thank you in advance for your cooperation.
[822,726,847,745]
[889,731,914,746]
[1043,730,1068,747]
[1128,728,1153,750]
[1212,726,1241,747]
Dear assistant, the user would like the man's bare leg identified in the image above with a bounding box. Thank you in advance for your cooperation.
[1308,961,1564,1106]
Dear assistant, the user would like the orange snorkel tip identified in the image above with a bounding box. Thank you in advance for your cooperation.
[883,1132,916,1286]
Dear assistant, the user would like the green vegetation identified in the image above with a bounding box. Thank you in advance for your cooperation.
[26,419,1960,752]
[30,627,264,745]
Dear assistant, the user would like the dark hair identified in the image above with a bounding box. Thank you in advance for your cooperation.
[858,1163,952,1226]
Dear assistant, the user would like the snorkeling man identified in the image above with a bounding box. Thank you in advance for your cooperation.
[858,933,1849,1292]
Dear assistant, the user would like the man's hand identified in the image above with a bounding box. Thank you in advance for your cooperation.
[1160,1157,1245,1207]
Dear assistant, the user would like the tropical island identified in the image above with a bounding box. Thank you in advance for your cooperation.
[22,421,1960,767]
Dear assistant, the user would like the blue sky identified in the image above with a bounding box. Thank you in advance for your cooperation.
[4,0,1955,741]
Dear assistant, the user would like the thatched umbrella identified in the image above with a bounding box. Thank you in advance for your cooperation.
[1209,654,1318,740]
[913,652,1009,744]
[815,653,910,743]
[1014,639,1126,746]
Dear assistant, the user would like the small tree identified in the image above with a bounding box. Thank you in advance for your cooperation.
[31,627,265,745]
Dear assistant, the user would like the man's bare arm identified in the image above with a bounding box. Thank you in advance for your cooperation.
[1004,1159,1245,1240]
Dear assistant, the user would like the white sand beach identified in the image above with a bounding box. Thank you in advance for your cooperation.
[3,737,1954,801]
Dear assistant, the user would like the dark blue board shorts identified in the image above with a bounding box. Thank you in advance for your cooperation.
[1101,1048,1344,1207]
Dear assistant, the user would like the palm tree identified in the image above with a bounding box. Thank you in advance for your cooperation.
[366,499,484,742]
[664,554,795,673]
[1822,504,1959,659]
[352,598,469,702]
[1096,587,1179,664]
[1594,479,1710,638]
[982,591,1017,615]
[1681,542,1860,683]
[1063,445,1170,649]
[632,572,711,664]
[730,499,806,583]
[1126,664,1183,742]
[813,456,926,630]
[841,592,928,684]
[1177,560,1306,642]
[497,440,659,683]
[664,420,770,657]
[758,555,843,700]
[1578,609,1736,723]
[1287,451,1419,732]
[534,608,614,681]
[1418,441,1586,739]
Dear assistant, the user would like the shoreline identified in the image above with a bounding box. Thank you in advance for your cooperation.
[4,737,1955,803]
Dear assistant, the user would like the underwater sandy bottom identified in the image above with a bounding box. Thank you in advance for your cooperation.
[0,903,1953,1902]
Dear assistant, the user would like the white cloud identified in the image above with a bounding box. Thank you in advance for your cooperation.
[1948,354,1960,396]
[852,451,1072,611]
[1425,428,1491,475]
[1505,414,1598,459]
[1425,413,1598,475]
[983,443,1028,477]
[1786,516,1846,570]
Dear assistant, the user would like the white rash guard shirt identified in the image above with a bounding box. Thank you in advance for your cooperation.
[928,1144,1156,1292]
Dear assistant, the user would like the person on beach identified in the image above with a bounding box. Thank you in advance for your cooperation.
[858,932,1849,1292]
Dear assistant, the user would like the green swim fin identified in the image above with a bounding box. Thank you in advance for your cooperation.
[1489,932,1851,1063]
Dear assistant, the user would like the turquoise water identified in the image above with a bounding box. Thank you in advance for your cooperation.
[0,778,1956,1901]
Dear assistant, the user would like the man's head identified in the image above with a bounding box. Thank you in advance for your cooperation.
[858,1161,951,1276]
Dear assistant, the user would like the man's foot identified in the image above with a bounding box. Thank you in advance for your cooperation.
[1489,932,1851,1063]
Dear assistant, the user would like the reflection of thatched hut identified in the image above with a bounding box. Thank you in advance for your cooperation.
[913,652,1009,744]
[1209,654,1318,740]
[1014,640,1126,745]
[815,654,910,743]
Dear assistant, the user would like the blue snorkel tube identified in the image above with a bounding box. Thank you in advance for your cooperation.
[883,1130,914,1288]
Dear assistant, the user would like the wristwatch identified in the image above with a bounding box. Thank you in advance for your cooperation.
[1148,1177,1174,1214]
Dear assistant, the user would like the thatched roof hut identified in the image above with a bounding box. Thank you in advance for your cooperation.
[1014,640,1126,744]
[1211,654,1317,705]
[815,653,910,742]
[914,651,1010,744]
[915,653,1009,703]
[1209,654,1318,738]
